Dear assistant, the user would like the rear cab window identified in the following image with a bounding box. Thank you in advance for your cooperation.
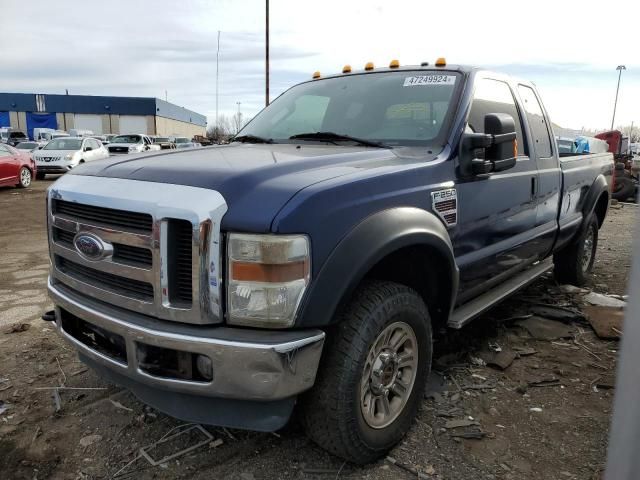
[517,85,553,158]
[468,78,527,157]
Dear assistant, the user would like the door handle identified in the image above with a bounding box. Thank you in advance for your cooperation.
[531,177,537,198]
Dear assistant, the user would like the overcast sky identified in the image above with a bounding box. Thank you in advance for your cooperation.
[3,0,638,132]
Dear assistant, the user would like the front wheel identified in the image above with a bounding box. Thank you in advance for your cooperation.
[301,281,432,464]
[554,214,598,286]
[17,167,32,188]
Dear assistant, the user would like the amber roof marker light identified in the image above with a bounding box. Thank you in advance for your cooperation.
[312,71,321,79]
[364,62,374,71]
[435,57,447,67]
[389,59,400,68]
[342,65,352,73]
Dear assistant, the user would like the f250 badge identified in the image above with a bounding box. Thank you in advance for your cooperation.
[431,188,458,227]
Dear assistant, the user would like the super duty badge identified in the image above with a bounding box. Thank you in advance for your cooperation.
[431,188,458,227]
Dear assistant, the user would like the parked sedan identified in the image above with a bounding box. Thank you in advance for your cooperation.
[15,141,40,153]
[33,137,109,179]
[0,143,36,188]
[107,134,158,154]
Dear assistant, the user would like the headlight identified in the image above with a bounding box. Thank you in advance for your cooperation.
[128,146,137,152]
[227,233,310,328]
[64,153,74,160]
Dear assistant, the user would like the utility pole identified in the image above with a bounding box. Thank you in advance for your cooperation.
[611,65,626,130]
[216,30,221,129]
[265,0,270,107]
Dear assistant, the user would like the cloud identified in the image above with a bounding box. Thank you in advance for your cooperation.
[2,0,638,130]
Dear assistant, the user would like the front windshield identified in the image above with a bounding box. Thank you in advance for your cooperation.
[43,138,82,150]
[112,135,141,144]
[154,137,170,142]
[239,71,460,147]
[174,137,189,143]
[16,142,37,149]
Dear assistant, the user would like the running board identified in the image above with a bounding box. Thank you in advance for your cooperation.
[448,259,553,329]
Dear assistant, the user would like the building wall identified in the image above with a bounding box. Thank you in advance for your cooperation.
[155,116,206,138]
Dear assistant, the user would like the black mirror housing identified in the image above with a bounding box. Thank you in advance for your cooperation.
[459,113,517,176]
[485,113,517,172]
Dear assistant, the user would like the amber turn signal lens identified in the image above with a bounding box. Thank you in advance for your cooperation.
[231,260,309,283]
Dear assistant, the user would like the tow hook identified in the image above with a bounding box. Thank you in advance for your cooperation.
[41,310,56,322]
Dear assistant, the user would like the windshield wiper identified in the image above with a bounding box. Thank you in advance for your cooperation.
[232,134,274,144]
[289,131,390,148]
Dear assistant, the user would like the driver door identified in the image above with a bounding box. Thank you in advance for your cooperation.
[451,77,540,302]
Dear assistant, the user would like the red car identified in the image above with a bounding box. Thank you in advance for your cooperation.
[0,143,36,188]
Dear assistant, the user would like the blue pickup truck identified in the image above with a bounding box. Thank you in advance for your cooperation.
[44,60,613,463]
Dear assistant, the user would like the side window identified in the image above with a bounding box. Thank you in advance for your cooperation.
[468,78,527,156]
[92,139,101,149]
[518,85,553,158]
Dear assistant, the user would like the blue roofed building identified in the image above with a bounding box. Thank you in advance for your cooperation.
[0,93,207,140]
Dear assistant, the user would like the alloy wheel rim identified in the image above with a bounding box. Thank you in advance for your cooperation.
[21,169,31,186]
[360,321,418,429]
[582,227,595,272]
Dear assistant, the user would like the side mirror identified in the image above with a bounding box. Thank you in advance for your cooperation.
[84,146,92,152]
[460,113,518,176]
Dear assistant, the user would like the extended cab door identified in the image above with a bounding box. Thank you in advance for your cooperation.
[516,84,561,258]
[452,77,540,302]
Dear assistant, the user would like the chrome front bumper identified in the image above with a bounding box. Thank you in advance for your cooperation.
[48,279,325,401]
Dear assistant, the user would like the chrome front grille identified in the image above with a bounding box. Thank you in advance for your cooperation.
[53,199,153,232]
[47,176,228,325]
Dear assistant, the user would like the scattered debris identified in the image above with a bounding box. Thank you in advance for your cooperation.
[461,383,495,391]
[445,418,480,429]
[52,388,62,412]
[515,316,575,340]
[529,407,543,413]
[0,401,10,415]
[528,377,561,388]
[386,456,433,479]
[558,285,590,294]
[70,368,88,377]
[4,323,31,334]
[469,356,486,367]
[583,292,627,308]
[79,434,103,448]
[513,347,537,357]
[480,350,517,370]
[450,430,487,440]
[139,424,214,466]
[595,376,616,390]
[529,305,584,322]
[109,399,134,412]
[583,306,625,339]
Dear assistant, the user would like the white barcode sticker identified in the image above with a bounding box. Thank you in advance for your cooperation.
[403,75,456,87]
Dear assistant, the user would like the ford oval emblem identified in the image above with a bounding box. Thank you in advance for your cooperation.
[73,233,112,261]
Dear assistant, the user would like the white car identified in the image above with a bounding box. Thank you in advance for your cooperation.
[107,134,160,155]
[33,137,109,179]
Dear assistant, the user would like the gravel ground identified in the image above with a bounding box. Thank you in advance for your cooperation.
[0,179,637,480]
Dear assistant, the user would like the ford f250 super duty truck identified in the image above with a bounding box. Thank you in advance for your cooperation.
[43,60,613,464]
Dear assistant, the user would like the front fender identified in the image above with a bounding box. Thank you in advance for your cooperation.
[295,207,458,328]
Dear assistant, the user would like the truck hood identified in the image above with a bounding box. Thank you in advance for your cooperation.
[71,143,414,231]
[108,142,143,149]
[35,149,76,157]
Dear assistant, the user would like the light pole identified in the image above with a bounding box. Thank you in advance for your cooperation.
[611,65,626,130]
[265,0,270,107]
[216,30,221,129]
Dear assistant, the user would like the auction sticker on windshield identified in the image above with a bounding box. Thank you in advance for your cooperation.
[403,75,456,86]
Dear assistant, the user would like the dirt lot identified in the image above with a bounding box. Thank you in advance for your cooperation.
[0,179,637,480]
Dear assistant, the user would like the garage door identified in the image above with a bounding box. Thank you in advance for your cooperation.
[118,116,148,134]
[74,114,103,134]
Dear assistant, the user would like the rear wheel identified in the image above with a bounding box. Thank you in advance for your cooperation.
[17,167,32,188]
[301,281,432,464]
[554,214,598,286]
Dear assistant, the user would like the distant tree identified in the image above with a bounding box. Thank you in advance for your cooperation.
[207,114,232,143]
[232,111,244,135]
